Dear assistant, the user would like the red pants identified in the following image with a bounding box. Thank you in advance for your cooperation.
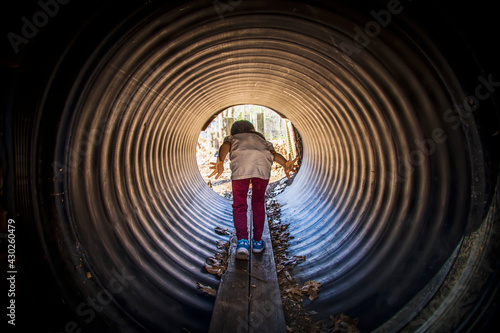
[232,178,269,241]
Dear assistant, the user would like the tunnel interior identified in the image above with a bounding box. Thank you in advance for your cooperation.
[3,0,500,332]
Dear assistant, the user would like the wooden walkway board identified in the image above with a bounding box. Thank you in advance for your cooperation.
[248,217,286,332]
[209,198,286,333]
[208,233,250,333]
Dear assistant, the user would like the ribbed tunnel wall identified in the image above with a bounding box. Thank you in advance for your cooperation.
[4,0,499,332]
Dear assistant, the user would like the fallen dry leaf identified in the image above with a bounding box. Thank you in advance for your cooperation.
[204,263,226,277]
[300,280,322,301]
[196,282,216,296]
[216,240,230,250]
[284,284,302,296]
[214,226,230,235]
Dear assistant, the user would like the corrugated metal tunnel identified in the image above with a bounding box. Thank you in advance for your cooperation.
[3,0,499,332]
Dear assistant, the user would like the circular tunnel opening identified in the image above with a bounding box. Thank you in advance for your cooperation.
[197,104,301,197]
[4,0,499,332]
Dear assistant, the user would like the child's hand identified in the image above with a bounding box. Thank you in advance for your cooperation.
[208,160,224,179]
[284,154,299,179]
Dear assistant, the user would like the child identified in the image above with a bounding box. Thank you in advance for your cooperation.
[209,120,297,260]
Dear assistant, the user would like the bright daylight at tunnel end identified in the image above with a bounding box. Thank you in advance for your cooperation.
[1,0,499,332]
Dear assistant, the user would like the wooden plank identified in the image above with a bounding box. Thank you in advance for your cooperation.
[208,233,249,333]
[210,194,286,333]
[248,219,287,332]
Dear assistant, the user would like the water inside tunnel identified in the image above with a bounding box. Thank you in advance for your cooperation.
[2,0,499,332]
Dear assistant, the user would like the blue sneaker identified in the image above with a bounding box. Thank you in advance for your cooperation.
[252,239,265,253]
[236,239,250,260]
